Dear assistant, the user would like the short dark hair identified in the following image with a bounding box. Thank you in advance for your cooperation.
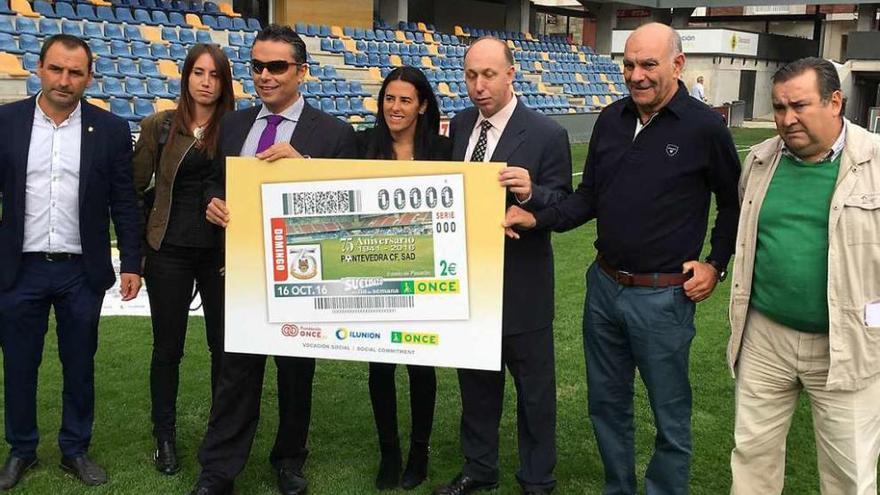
[772,57,840,102]
[254,24,307,64]
[465,36,514,67]
[39,34,93,73]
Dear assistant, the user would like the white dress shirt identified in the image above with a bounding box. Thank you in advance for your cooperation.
[23,94,83,254]
[240,96,305,157]
[464,96,518,163]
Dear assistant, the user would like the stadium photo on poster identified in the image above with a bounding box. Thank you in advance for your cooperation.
[262,175,470,324]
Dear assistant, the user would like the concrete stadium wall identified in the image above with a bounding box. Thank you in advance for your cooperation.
[550,111,598,145]
[680,56,784,120]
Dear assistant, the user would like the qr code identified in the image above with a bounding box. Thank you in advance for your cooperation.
[282,190,363,215]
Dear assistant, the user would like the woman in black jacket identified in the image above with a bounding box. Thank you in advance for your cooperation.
[132,43,234,476]
[357,66,451,491]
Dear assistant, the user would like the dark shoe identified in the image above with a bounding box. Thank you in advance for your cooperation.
[0,455,37,490]
[400,442,428,490]
[375,444,401,490]
[154,438,180,475]
[276,462,308,495]
[60,455,107,486]
[433,473,498,495]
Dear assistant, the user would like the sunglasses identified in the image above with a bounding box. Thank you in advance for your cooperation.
[250,59,303,75]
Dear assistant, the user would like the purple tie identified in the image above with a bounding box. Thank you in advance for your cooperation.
[256,114,284,154]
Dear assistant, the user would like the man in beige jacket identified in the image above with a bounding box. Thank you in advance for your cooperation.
[728,56,880,494]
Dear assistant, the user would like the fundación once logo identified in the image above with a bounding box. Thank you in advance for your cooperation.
[390,331,440,345]
[281,323,324,339]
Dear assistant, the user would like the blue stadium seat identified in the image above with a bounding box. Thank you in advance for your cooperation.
[185,0,203,13]
[203,0,218,13]
[34,0,57,18]
[216,15,231,30]
[335,97,352,116]
[196,30,212,44]
[139,59,162,78]
[323,65,337,79]
[244,32,256,46]
[232,17,247,31]
[141,0,159,10]
[335,81,351,96]
[16,17,38,37]
[85,78,106,98]
[102,77,127,98]
[305,81,321,96]
[201,14,218,29]
[147,43,169,60]
[319,25,330,37]
[53,1,78,19]
[232,62,248,79]
[350,97,367,116]
[60,19,82,36]
[321,80,338,97]
[19,34,41,54]
[104,23,125,41]
[222,46,238,62]
[178,28,195,44]
[169,43,187,60]
[161,27,179,43]
[238,46,250,61]
[321,98,338,116]
[96,5,116,22]
[342,51,356,66]
[111,40,135,59]
[75,3,99,21]
[355,53,368,67]
[294,22,307,33]
[118,59,143,79]
[134,9,157,25]
[169,11,190,27]
[133,98,155,118]
[152,10,170,25]
[21,52,39,71]
[304,24,316,36]
[115,7,136,24]
[38,18,61,36]
[110,98,138,121]
[125,77,151,98]
[167,78,180,96]
[26,75,41,95]
[147,78,174,98]
[453,98,465,111]
[242,79,255,95]
[228,32,244,46]
[235,99,253,110]
[95,57,121,78]
[0,0,12,14]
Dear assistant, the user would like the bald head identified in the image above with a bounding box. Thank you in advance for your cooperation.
[465,36,514,67]
[627,22,682,61]
[463,36,516,118]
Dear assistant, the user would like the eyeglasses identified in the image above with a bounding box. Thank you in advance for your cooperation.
[250,59,303,75]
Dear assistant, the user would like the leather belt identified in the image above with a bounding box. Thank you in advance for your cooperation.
[25,252,81,262]
[597,255,691,288]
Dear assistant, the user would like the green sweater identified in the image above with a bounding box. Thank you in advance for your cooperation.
[751,153,840,333]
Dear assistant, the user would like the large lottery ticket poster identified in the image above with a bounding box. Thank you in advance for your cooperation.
[225,158,506,371]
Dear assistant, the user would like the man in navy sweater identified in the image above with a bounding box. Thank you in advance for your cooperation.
[506,23,740,494]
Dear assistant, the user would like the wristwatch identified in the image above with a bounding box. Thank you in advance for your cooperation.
[706,259,727,282]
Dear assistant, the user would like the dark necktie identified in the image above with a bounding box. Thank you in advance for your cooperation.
[469,120,493,162]
[256,114,284,154]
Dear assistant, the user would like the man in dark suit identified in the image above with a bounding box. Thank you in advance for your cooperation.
[0,34,141,490]
[191,25,356,495]
[434,37,572,495]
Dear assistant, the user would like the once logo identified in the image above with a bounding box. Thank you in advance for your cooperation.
[390,331,439,345]
[281,324,300,337]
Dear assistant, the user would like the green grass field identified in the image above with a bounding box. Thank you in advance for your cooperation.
[1,127,863,494]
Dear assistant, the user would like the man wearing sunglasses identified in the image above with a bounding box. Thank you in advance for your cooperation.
[191,24,357,495]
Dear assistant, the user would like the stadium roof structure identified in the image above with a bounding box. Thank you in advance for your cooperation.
[578,0,869,8]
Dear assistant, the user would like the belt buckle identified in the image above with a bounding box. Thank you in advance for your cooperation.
[43,252,56,262]
[616,269,633,285]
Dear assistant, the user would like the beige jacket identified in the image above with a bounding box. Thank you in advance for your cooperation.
[728,120,880,391]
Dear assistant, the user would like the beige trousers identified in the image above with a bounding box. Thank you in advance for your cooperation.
[730,308,880,495]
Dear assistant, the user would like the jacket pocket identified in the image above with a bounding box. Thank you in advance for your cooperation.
[843,192,880,245]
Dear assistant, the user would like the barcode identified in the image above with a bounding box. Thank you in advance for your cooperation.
[314,296,414,312]
[282,190,362,215]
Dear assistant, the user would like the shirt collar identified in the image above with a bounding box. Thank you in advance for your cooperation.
[781,119,846,163]
[475,95,518,134]
[257,95,304,123]
[621,80,689,120]
[34,91,82,127]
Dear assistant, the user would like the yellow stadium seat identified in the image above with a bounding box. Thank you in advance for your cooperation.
[88,0,112,6]
[599,73,609,83]
[424,32,435,44]
[568,107,576,114]
[417,22,431,33]
[88,98,109,111]
[592,95,602,107]
[187,14,209,30]
[427,44,438,56]
[343,39,358,52]
[575,73,584,83]
[11,0,39,17]
[142,26,169,45]
[537,82,549,93]
[233,80,250,99]
[608,83,618,93]
[368,67,383,82]
[349,115,364,123]
[507,40,516,50]
[524,32,534,41]
[331,25,347,39]
[395,31,407,43]
[578,53,587,62]
[0,53,29,77]
[454,25,466,37]
[218,2,240,17]
[541,52,550,61]
[158,59,181,78]
[438,82,453,97]
[534,61,543,72]
[390,54,402,67]
[155,98,176,112]
[570,45,578,53]
[421,56,433,69]
[604,94,613,105]
[364,97,378,114]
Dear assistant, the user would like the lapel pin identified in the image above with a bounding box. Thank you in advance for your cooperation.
[88,126,94,133]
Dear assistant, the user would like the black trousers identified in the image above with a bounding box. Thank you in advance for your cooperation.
[457,326,557,492]
[368,362,436,449]
[196,352,316,489]
[145,244,224,440]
